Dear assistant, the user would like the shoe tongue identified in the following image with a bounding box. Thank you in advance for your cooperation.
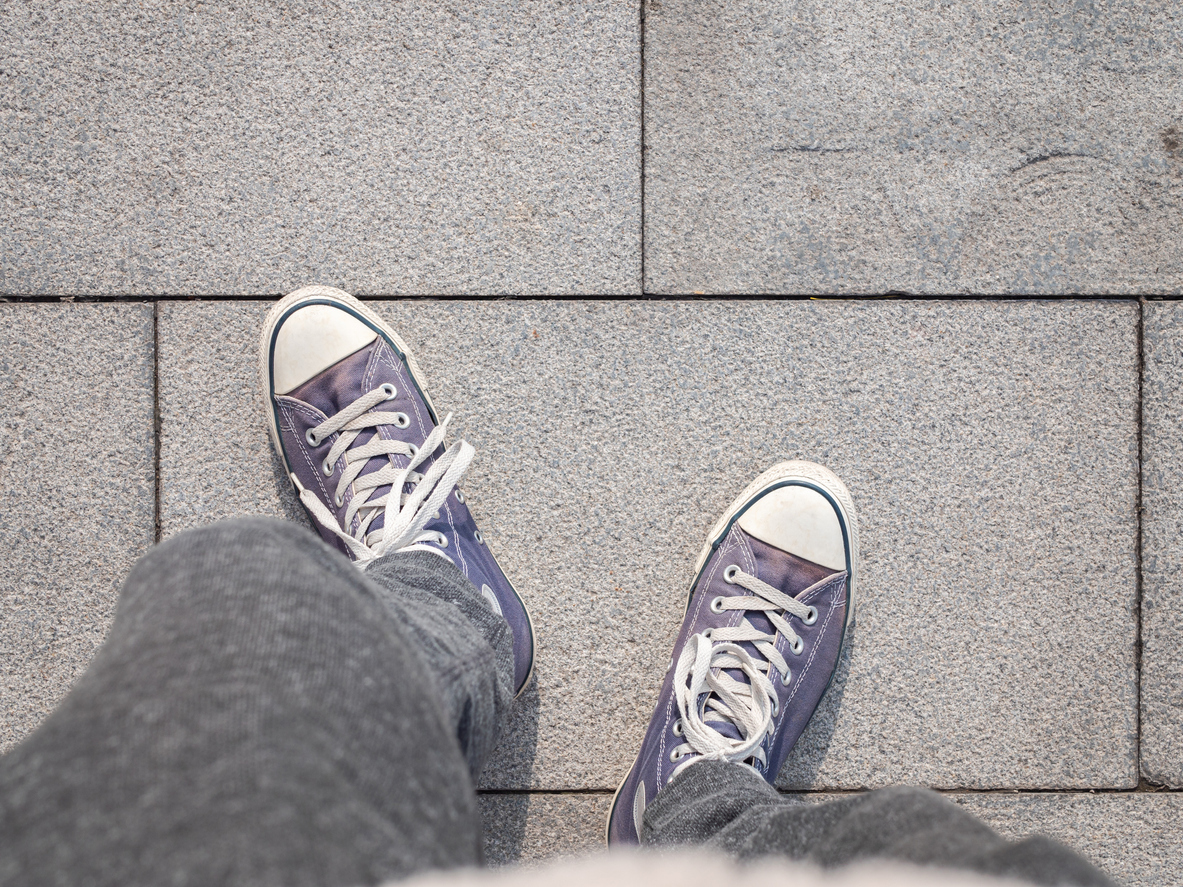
[703,709,745,743]
[289,340,408,536]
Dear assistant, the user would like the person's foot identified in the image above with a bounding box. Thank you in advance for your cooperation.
[606,461,858,845]
[259,285,535,696]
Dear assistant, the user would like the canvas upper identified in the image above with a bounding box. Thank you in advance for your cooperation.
[607,463,858,846]
[261,286,535,696]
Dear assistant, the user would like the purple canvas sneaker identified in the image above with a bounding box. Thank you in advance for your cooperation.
[606,461,859,846]
[259,285,535,696]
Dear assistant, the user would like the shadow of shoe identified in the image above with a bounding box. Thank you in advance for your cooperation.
[775,616,857,790]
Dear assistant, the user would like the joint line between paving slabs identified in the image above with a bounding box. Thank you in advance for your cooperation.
[153,300,162,544]
[0,295,1159,303]
[639,0,646,295]
[1135,297,1146,789]
[477,789,616,796]
[473,785,1183,797]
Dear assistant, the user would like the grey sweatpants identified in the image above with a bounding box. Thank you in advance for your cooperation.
[0,517,1114,887]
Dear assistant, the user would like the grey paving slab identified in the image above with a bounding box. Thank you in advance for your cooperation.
[953,792,1183,887]
[0,304,155,752]
[1140,300,1183,786]
[158,301,304,532]
[479,793,610,867]
[644,1,1183,294]
[159,298,1137,790]
[0,3,639,295]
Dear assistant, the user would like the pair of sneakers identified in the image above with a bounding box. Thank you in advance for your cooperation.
[260,286,859,845]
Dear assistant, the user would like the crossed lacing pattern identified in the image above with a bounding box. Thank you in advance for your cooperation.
[290,384,474,567]
[667,566,819,781]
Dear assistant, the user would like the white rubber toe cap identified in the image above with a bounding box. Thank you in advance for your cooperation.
[737,485,846,571]
[272,304,378,395]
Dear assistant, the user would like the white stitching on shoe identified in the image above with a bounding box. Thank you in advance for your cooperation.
[362,337,382,391]
[444,501,468,576]
[377,340,428,435]
[278,398,336,504]
[779,574,842,711]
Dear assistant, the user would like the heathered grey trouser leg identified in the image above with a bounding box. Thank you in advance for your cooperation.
[644,762,1116,887]
[0,517,514,887]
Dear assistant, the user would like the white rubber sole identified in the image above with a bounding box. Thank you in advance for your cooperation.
[258,285,537,697]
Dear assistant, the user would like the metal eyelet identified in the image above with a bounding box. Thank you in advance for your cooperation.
[710,596,725,614]
[306,429,319,446]
[322,458,334,476]
[474,529,484,544]
[672,719,683,736]
[790,637,804,655]
[393,412,410,428]
[334,492,344,507]
[669,748,683,763]
[803,606,818,626]
[436,533,448,548]
[380,383,397,399]
[408,443,419,457]
[702,628,713,640]
[723,565,740,583]
[455,489,465,503]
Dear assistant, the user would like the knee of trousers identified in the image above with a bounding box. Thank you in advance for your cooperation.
[116,517,357,617]
[155,516,324,560]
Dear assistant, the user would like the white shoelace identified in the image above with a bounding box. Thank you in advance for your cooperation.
[290,385,474,568]
[668,567,819,780]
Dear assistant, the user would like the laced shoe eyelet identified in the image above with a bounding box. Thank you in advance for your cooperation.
[672,719,683,736]
[322,458,334,476]
[437,534,448,547]
[669,748,683,763]
[710,596,725,614]
[455,489,465,503]
[790,637,804,655]
[701,628,713,640]
[391,412,409,429]
[803,606,818,626]
[306,429,320,446]
[334,492,344,507]
[380,383,397,399]
[723,565,740,583]
[474,529,484,544]
[408,443,419,457]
